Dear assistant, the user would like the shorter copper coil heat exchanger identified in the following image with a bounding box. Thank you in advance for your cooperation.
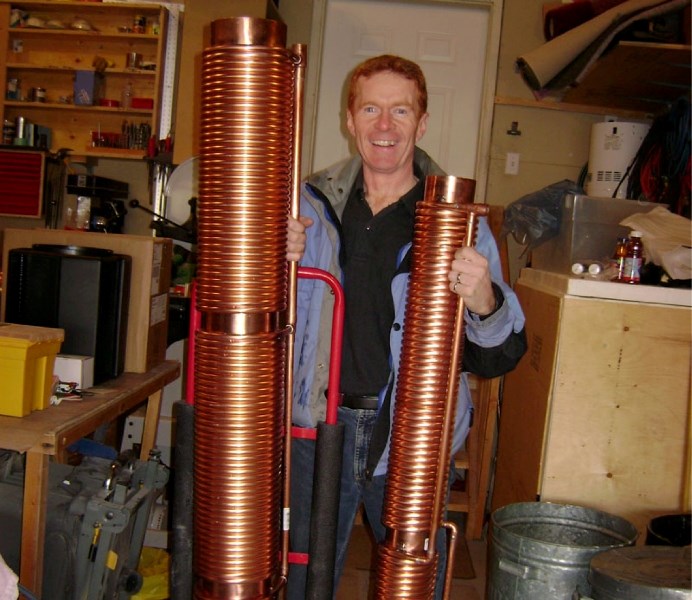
[193,17,305,600]
[374,176,488,599]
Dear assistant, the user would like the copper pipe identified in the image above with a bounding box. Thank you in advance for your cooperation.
[441,521,459,599]
[194,16,303,599]
[374,175,488,599]
[282,42,307,582]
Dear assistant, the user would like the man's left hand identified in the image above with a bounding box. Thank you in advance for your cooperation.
[448,246,497,316]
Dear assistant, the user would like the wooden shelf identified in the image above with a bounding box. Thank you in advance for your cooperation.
[0,0,168,159]
[562,41,691,115]
[7,63,157,76]
[10,0,161,8]
[8,27,158,41]
[5,100,153,115]
[495,95,654,120]
[82,147,146,159]
[500,41,691,119]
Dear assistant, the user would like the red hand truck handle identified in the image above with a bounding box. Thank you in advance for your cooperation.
[185,281,200,406]
[296,266,344,426]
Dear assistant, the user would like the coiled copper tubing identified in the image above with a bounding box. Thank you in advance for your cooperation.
[193,17,304,599]
[197,47,294,314]
[194,330,285,596]
[375,543,437,599]
[375,176,488,599]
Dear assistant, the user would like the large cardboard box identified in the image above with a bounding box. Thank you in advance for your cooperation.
[493,272,691,535]
[1,229,172,374]
[492,281,561,510]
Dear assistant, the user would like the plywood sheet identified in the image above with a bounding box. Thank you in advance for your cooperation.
[541,295,691,536]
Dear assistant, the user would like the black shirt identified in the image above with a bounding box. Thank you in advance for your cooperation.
[339,168,425,395]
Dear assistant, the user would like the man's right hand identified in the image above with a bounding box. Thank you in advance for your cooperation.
[287,215,313,262]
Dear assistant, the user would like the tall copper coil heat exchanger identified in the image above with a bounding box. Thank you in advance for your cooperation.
[192,13,488,599]
[374,176,488,599]
[193,17,305,599]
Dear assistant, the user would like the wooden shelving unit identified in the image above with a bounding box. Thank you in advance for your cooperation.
[500,41,691,119]
[0,1,169,159]
[562,41,691,115]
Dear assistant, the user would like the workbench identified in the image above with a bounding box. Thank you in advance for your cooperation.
[0,359,180,597]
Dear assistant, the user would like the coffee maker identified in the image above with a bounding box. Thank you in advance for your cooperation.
[65,174,128,233]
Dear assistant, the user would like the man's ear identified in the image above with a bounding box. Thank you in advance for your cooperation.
[415,112,429,142]
[346,110,355,137]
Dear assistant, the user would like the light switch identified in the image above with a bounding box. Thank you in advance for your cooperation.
[505,152,520,175]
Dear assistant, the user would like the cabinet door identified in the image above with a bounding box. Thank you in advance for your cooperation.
[0,147,44,216]
[1,1,167,159]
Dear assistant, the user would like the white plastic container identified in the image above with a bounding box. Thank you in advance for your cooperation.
[586,121,650,199]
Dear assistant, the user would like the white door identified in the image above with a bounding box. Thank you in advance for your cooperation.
[310,0,493,183]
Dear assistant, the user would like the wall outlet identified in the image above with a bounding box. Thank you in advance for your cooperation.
[505,152,520,175]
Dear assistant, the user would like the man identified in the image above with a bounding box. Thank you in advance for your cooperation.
[286,54,526,598]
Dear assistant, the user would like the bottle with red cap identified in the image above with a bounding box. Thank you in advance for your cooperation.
[621,231,644,284]
[612,236,628,281]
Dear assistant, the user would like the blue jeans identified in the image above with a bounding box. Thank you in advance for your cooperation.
[287,406,449,599]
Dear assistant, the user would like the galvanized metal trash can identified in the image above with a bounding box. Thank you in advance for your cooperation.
[588,546,692,599]
[487,502,638,599]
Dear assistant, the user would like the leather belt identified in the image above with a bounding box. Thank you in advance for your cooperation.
[341,394,379,410]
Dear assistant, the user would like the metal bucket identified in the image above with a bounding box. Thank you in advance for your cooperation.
[487,502,638,599]
[588,546,692,599]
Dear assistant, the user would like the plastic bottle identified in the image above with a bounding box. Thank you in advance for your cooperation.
[621,231,644,284]
[612,237,628,281]
[121,81,133,109]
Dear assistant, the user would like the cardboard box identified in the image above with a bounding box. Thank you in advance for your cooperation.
[494,275,691,536]
[0,323,64,416]
[491,282,561,510]
[54,354,94,390]
[2,229,172,374]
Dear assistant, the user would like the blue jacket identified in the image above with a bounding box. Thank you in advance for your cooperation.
[292,148,526,476]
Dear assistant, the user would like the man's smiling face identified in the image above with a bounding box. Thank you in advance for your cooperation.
[346,71,428,178]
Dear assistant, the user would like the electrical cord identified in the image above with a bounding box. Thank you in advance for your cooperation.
[627,97,691,216]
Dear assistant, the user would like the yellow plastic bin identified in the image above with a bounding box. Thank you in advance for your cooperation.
[132,547,170,600]
[0,323,64,416]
